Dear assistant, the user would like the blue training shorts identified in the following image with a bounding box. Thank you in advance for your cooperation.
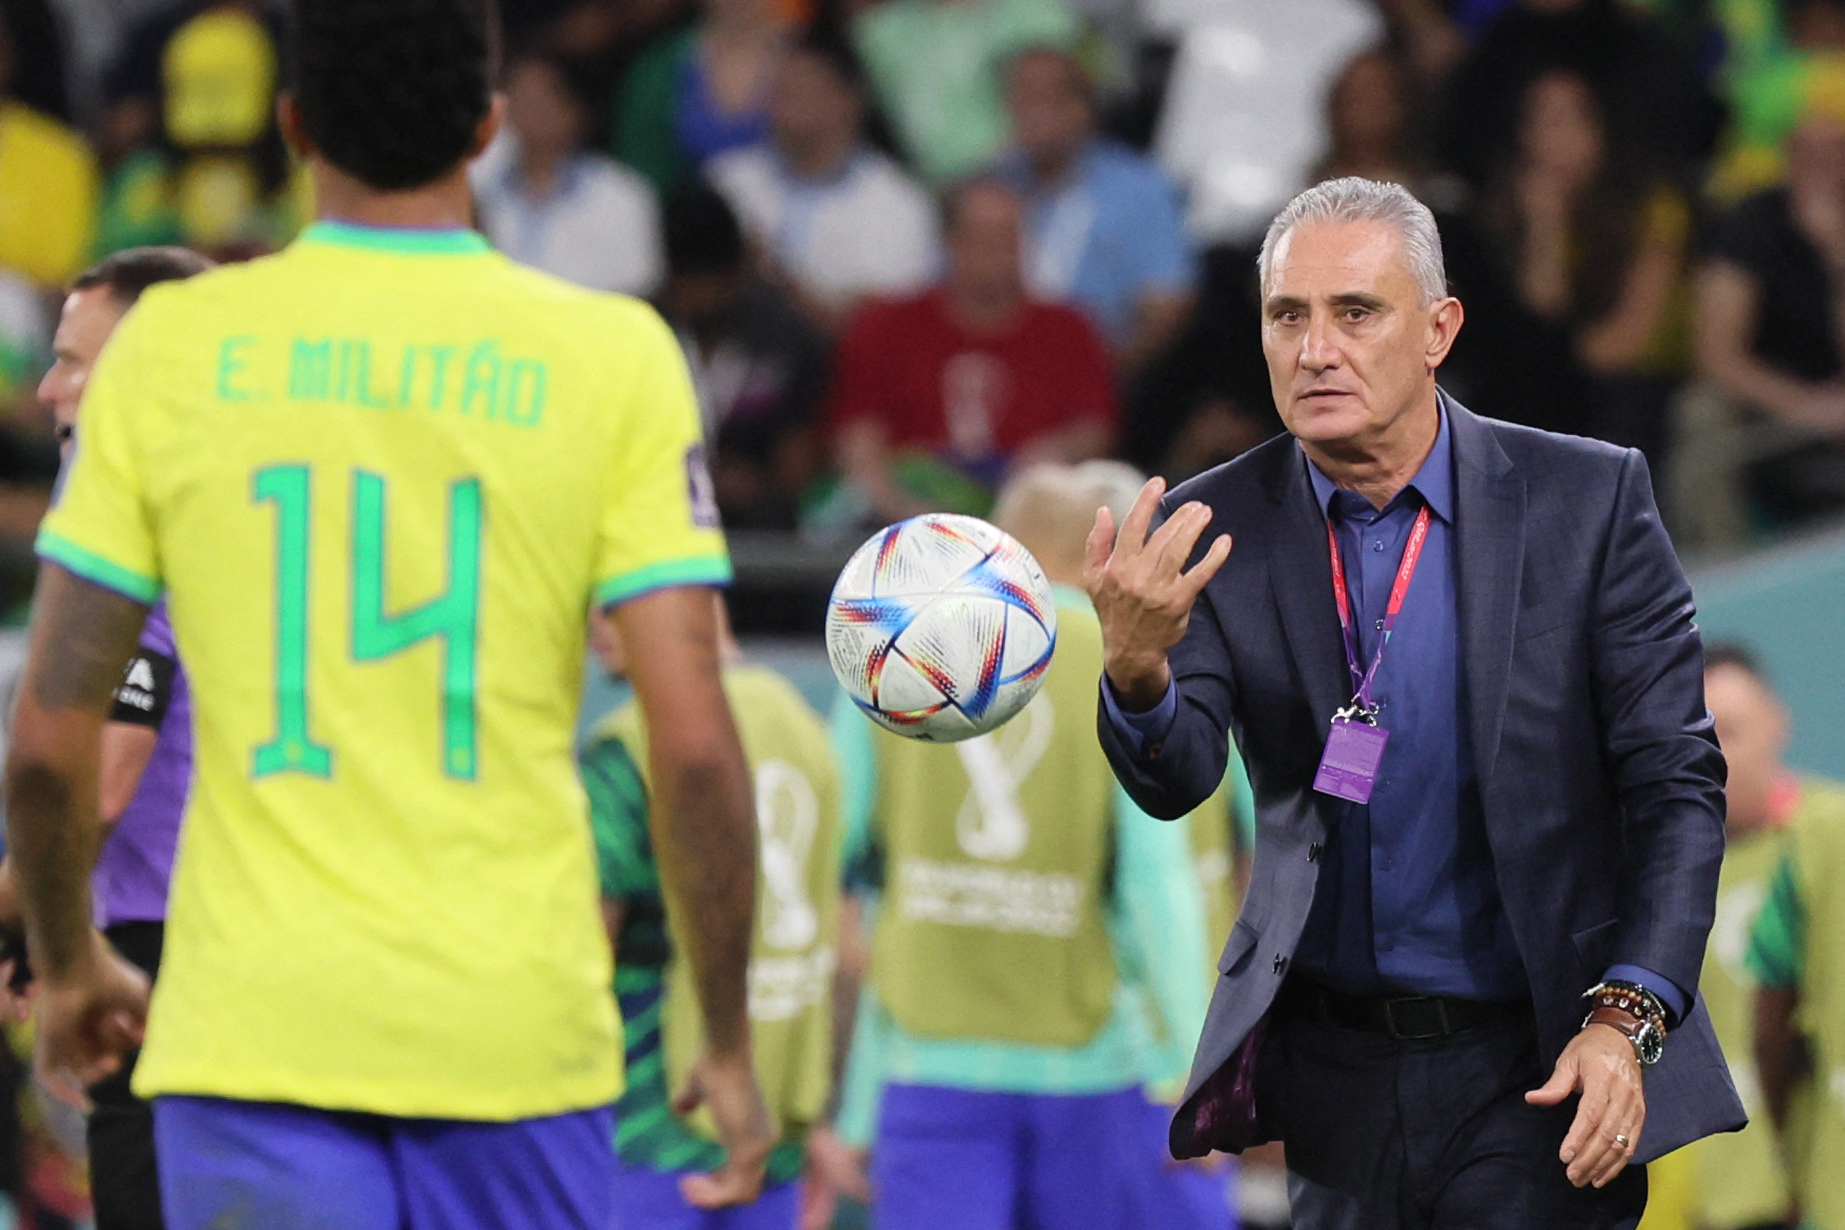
[611,1152,799,1230]
[152,1095,616,1230]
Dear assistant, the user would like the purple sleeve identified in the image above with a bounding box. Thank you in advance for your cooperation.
[138,601,175,658]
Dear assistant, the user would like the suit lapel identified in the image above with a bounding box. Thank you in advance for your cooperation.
[1263,444,1349,738]
[1447,396,1525,787]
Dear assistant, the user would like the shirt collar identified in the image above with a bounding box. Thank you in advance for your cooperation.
[298,220,490,256]
[1305,398,1455,525]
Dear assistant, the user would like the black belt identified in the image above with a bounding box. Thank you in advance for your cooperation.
[1283,979,1528,1041]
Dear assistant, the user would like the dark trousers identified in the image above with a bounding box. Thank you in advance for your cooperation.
[88,921,164,1230]
[1257,993,1646,1230]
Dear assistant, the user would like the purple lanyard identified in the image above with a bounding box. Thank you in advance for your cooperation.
[1326,503,1433,717]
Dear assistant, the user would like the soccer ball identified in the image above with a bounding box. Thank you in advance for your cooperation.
[826,514,1058,743]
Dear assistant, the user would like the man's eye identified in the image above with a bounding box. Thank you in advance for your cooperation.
[1343,308,1369,322]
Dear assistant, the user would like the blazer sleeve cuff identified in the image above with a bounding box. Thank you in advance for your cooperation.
[1101,675,1179,755]
[1602,963,1690,1027]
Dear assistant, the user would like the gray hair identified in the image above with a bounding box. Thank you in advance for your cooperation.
[1257,177,1447,306]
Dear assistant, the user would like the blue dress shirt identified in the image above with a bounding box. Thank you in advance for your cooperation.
[1104,410,1688,1018]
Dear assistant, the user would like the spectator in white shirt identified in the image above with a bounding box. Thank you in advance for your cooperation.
[473,50,664,295]
[707,34,940,333]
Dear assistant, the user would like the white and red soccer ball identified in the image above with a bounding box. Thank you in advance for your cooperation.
[826,514,1058,743]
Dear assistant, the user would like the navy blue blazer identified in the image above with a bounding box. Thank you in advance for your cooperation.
[1100,397,1746,1163]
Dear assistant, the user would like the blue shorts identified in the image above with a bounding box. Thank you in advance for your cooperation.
[1122,1090,1237,1230]
[871,1083,1145,1230]
[610,1152,798,1230]
[152,1096,615,1230]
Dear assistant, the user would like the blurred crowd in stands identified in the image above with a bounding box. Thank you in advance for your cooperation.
[0,0,1833,614]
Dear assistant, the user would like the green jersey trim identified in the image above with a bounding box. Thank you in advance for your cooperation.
[1748,852,1804,990]
[36,532,161,604]
[297,221,493,257]
[595,556,734,609]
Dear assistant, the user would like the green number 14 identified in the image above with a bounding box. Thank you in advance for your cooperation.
[252,464,484,782]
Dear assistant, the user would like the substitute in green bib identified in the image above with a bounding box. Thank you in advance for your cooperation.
[1747,670,1845,1230]
[583,598,842,1230]
[830,462,1225,1230]
[1657,646,1806,1230]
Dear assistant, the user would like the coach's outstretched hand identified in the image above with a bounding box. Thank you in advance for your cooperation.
[1084,476,1232,712]
[676,1047,775,1208]
[1525,1023,1646,1189]
[35,929,148,1109]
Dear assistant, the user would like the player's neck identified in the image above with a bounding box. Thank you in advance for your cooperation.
[311,161,477,234]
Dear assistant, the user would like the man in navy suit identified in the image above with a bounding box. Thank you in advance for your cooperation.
[1086,178,1744,1228]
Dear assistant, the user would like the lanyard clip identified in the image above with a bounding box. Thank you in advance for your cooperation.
[1333,700,1380,727]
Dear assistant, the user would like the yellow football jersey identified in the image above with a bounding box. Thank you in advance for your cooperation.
[38,221,730,1120]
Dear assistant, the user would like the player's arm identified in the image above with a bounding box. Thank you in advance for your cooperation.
[4,565,154,1087]
[612,584,771,1204]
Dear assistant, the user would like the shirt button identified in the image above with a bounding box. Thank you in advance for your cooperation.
[1372,539,1385,552]
[1374,618,1384,630]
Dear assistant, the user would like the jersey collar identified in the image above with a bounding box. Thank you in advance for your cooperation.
[299,220,492,256]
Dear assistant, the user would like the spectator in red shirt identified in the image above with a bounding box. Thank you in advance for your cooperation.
[827,178,1117,525]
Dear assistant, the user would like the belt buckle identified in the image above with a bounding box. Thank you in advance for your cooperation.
[1382,996,1449,1040]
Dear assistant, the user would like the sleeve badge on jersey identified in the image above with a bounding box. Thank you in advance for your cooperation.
[686,443,721,530]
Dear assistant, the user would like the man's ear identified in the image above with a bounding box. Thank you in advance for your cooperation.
[469,95,507,162]
[276,92,312,160]
[1425,296,1464,371]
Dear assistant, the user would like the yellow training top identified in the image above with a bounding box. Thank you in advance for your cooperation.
[38,221,730,1120]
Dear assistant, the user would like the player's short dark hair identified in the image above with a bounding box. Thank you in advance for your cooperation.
[290,0,500,192]
[1705,642,1768,683]
[664,184,745,277]
[72,247,215,305]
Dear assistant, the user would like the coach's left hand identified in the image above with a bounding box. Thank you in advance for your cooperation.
[1525,1024,1645,1189]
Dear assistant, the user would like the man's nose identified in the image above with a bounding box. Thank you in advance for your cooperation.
[1299,315,1342,371]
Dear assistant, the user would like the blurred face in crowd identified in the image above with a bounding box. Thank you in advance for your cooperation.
[1261,220,1461,457]
[1705,662,1791,838]
[1005,50,1094,172]
[946,182,1026,308]
[1787,0,1845,50]
[1518,70,1604,185]
[1785,113,1845,199]
[770,49,862,167]
[1327,51,1408,165]
[40,287,129,462]
[505,58,588,159]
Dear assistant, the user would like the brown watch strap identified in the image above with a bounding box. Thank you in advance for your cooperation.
[1586,1004,1645,1040]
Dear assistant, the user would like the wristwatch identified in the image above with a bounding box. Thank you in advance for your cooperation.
[1581,980,1667,1067]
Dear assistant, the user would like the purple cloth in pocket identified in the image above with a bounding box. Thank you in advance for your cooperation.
[1182,1013,1271,1157]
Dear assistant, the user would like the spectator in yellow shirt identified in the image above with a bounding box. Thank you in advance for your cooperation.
[0,8,95,288]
